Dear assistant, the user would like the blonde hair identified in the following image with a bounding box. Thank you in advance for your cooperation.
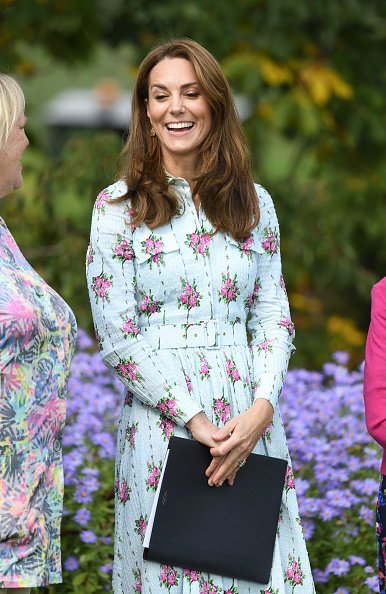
[118,38,259,241]
[0,74,25,150]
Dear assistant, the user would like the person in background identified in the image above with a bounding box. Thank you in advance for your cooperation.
[364,277,386,594]
[0,74,77,592]
[86,38,315,593]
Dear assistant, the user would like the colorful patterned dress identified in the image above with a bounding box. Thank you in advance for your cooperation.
[86,177,315,594]
[0,217,77,588]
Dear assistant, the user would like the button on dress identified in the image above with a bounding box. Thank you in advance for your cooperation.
[0,218,77,588]
[86,178,315,593]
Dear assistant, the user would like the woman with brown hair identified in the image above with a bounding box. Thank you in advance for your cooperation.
[86,38,314,593]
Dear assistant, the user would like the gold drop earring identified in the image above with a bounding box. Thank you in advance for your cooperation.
[150,128,156,137]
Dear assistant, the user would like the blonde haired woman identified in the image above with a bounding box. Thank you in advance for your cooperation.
[0,74,77,592]
[87,39,315,593]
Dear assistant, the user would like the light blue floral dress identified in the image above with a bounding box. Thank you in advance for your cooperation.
[86,177,315,594]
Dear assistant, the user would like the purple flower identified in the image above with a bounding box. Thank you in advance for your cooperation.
[80,530,97,544]
[73,507,91,527]
[64,556,79,572]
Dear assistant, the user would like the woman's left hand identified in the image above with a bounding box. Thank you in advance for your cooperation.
[205,398,274,487]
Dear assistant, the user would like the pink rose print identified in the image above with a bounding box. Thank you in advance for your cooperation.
[259,588,279,594]
[185,224,212,258]
[91,272,113,303]
[157,416,175,440]
[284,554,305,591]
[213,395,231,424]
[156,395,184,419]
[280,274,286,291]
[279,317,295,336]
[141,234,165,268]
[124,390,133,407]
[132,565,142,593]
[244,278,262,309]
[254,338,274,355]
[261,227,279,255]
[134,514,148,540]
[224,587,239,594]
[112,234,134,264]
[199,578,221,594]
[116,357,143,382]
[95,190,110,214]
[121,314,140,339]
[239,235,254,260]
[139,289,163,318]
[178,278,202,311]
[184,372,193,392]
[126,206,138,231]
[95,330,104,352]
[218,273,240,304]
[284,465,295,493]
[146,462,162,492]
[126,422,138,447]
[86,244,94,266]
[183,568,200,584]
[159,564,180,591]
[115,478,131,503]
[198,352,211,380]
[262,422,273,443]
[225,357,241,384]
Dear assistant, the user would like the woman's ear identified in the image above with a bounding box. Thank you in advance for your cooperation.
[145,98,150,119]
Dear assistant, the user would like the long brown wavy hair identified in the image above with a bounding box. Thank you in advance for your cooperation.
[117,38,259,241]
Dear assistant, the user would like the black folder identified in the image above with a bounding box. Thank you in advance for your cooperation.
[143,436,287,584]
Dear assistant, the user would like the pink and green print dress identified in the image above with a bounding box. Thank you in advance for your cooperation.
[0,217,77,588]
[86,178,315,593]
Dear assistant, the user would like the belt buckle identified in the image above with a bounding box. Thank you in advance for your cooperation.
[205,319,220,349]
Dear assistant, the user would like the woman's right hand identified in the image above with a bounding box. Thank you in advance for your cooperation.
[186,412,229,486]
[186,411,219,448]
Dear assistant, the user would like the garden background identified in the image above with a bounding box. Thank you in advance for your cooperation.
[1,0,386,592]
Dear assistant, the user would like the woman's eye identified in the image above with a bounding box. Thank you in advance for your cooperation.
[154,94,167,100]
[186,91,199,98]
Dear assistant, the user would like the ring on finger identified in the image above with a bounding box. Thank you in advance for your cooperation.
[236,458,247,469]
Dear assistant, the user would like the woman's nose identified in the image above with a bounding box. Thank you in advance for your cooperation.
[169,95,185,113]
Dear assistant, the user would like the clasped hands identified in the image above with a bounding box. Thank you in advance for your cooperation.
[186,398,273,487]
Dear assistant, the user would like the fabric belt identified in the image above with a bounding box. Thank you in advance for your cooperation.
[141,320,248,350]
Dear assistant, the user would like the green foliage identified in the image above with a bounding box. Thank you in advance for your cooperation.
[0,132,122,331]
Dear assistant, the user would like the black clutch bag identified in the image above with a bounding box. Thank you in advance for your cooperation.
[143,436,287,584]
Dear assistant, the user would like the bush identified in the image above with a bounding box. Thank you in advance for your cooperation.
[37,333,380,593]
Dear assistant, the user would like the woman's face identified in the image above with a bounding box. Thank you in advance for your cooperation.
[0,113,29,200]
[146,57,212,171]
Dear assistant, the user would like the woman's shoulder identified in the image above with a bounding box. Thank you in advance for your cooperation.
[92,180,130,220]
[96,179,128,204]
[253,183,278,227]
[371,277,386,306]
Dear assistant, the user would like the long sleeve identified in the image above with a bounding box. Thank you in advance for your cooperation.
[364,277,386,449]
[247,185,295,410]
[86,183,202,427]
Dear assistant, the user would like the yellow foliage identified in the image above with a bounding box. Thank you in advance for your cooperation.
[290,292,322,314]
[299,63,353,106]
[256,53,293,86]
[327,315,365,348]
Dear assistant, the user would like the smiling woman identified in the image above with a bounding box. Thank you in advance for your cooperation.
[145,57,212,186]
[86,38,315,594]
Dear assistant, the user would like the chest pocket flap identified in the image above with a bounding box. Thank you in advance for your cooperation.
[134,231,180,264]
